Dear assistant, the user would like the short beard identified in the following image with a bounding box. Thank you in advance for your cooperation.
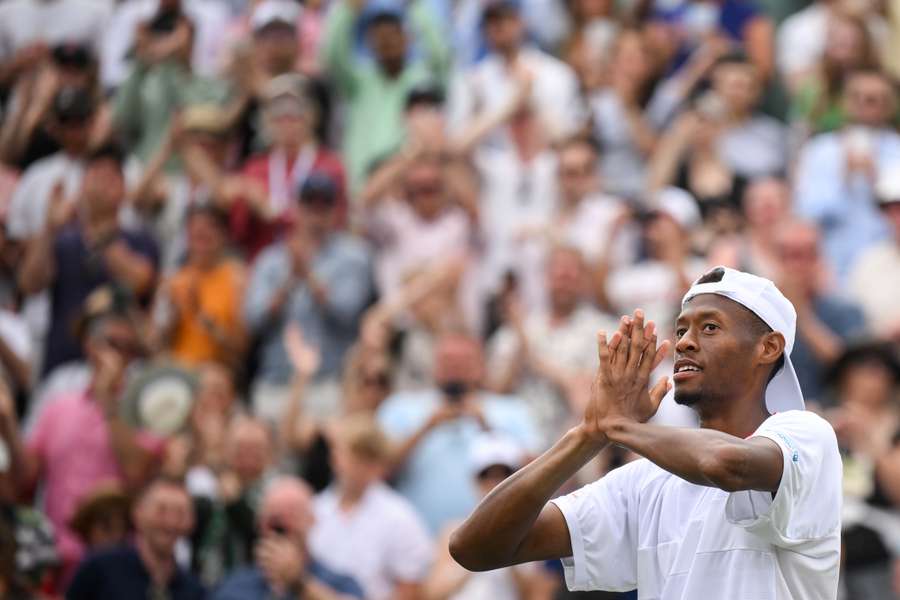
[674,388,703,407]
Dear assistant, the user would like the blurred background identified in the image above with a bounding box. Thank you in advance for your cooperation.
[0,0,899,598]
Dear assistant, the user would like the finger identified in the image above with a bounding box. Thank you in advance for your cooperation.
[626,310,647,372]
[596,331,610,368]
[611,316,631,367]
[651,340,672,372]
[637,333,658,380]
[649,376,671,413]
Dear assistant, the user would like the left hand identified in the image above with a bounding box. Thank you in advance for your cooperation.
[584,310,671,436]
[94,342,127,418]
[256,536,307,594]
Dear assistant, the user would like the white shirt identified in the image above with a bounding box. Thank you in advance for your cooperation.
[551,411,842,599]
[0,0,110,60]
[7,153,84,241]
[847,239,900,331]
[309,482,434,600]
[448,47,585,147]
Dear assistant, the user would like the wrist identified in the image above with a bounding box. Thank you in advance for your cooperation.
[601,416,639,445]
[570,423,608,455]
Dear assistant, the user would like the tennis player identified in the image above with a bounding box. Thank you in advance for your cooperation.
[450,266,841,599]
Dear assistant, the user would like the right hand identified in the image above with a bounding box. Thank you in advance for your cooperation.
[427,401,465,430]
[283,323,321,380]
[47,181,77,232]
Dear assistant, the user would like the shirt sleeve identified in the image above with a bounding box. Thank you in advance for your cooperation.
[549,463,641,592]
[725,410,842,548]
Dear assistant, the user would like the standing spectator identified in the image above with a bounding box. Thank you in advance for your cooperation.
[378,332,539,532]
[308,414,433,600]
[487,246,618,448]
[794,69,900,280]
[233,74,347,259]
[212,476,364,599]
[425,433,555,600]
[848,168,900,338]
[153,205,247,370]
[244,173,372,422]
[0,302,163,579]
[322,0,451,189]
[18,144,158,376]
[66,477,204,600]
[448,0,584,148]
[774,220,866,405]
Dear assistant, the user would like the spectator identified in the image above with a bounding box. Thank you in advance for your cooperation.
[487,246,618,448]
[190,416,275,585]
[7,86,97,242]
[448,0,584,149]
[794,69,900,280]
[66,477,204,600]
[112,3,229,165]
[244,173,372,422]
[773,220,865,405]
[649,53,786,209]
[848,167,900,337]
[308,414,433,600]
[0,300,162,578]
[425,433,556,600]
[18,143,158,377]
[826,343,900,599]
[233,74,347,259]
[605,188,707,336]
[378,332,539,532]
[322,0,451,189]
[152,205,247,370]
[68,484,132,552]
[789,11,879,135]
[212,476,364,599]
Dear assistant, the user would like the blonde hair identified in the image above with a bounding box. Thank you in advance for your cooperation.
[334,413,392,463]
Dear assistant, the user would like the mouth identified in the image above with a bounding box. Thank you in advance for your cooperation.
[673,359,703,383]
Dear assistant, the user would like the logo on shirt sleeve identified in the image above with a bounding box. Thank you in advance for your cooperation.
[775,432,800,463]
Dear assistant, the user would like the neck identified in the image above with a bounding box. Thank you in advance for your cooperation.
[549,302,576,323]
[695,393,769,438]
[82,214,118,241]
[381,58,404,78]
[500,46,519,63]
[136,537,175,586]
[338,483,368,509]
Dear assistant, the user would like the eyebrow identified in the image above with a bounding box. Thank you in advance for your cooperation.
[676,308,727,325]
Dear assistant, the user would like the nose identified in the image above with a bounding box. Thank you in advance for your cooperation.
[674,325,699,355]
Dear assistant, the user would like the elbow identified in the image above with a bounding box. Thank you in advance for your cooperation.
[699,444,752,493]
[448,525,500,572]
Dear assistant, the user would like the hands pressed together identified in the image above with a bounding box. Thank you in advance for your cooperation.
[581,309,672,446]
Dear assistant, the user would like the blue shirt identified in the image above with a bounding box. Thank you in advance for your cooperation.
[243,233,372,384]
[212,564,364,600]
[378,389,540,532]
[794,130,900,281]
[66,544,205,600]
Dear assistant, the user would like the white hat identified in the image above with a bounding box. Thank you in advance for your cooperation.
[251,0,301,32]
[469,433,523,476]
[681,266,804,414]
[875,164,900,205]
[654,187,701,230]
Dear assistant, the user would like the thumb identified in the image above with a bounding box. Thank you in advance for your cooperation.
[649,376,671,412]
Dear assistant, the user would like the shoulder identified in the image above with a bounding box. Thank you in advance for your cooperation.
[328,233,371,261]
[79,544,141,570]
[253,243,289,269]
[216,566,265,592]
[240,154,270,177]
[309,560,365,597]
[754,410,839,454]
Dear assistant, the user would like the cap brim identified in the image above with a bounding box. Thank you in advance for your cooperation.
[765,354,805,414]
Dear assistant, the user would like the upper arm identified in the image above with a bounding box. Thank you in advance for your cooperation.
[704,436,784,494]
[511,502,572,564]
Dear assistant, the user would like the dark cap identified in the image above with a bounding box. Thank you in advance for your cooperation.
[52,43,95,69]
[405,82,444,110]
[298,172,337,206]
[482,0,520,22]
[52,86,97,124]
[826,342,900,388]
[361,0,404,29]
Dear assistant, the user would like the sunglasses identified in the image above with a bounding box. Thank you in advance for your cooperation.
[361,372,391,388]
[476,464,515,481]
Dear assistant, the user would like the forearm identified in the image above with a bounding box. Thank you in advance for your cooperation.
[105,248,155,296]
[796,312,843,364]
[18,228,56,295]
[106,416,157,489]
[450,426,602,571]
[0,337,30,392]
[605,420,780,492]
[0,422,38,499]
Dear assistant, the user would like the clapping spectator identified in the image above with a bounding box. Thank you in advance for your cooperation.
[18,144,158,377]
[67,477,204,600]
[212,476,364,599]
[308,414,433,600]
[794,69,900,280]
[244,173,372,422]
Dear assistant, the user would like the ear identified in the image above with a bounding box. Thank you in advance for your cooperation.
[758,331,785,370]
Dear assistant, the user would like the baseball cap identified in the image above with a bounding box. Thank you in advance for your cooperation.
[469,433,523,476]
[251,0,300,32]
[875,164,900,206]
[263,74,314,118]
[52,43,95,69]
[653,187,701,230]
[361,0,404,28]
[299,172,337,206]
[681,266,805,414]
[482,0,520,22]
[181,104,232,137]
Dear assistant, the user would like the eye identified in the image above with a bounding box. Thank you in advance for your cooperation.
[675,327,687,339]
[702,323,719,333]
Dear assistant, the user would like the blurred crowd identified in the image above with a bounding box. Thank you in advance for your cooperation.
[0,0,899,598]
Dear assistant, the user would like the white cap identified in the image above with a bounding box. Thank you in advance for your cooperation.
[875,163,900,205]
[654,187,701,230]
[251,0,301,32]
[469,433,523,476]
[681,266,805,414]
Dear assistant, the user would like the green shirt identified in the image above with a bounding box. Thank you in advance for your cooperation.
[321,0,450,191]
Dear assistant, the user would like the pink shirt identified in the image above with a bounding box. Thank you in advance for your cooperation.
[27,390,162,570]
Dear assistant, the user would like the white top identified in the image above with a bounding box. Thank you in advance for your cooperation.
[848,240,900,332]
[551,411,842,599]
[309,482,434,600]
[0,0,110,60]
[7,153,85,241]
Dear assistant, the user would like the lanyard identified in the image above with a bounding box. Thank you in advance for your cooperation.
[268,146,317,216]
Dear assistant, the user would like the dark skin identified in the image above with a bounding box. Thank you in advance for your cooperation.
[449,296,786,572]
